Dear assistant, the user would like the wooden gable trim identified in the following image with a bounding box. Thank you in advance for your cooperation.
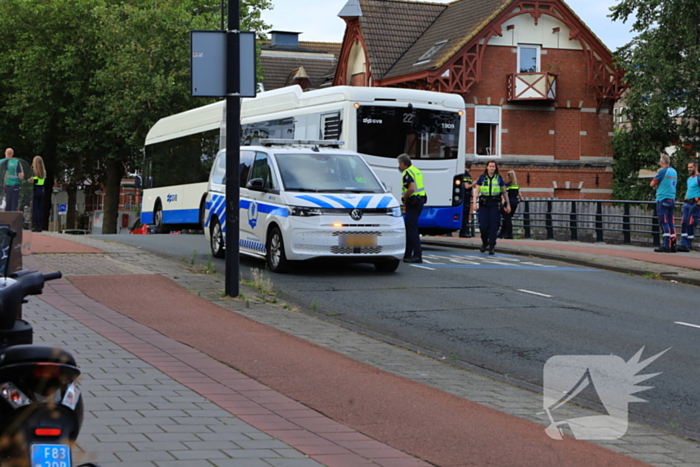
[379,0,625,111]
[333,18,372,86]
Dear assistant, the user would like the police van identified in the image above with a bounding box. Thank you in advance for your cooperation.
[204,141,406,273]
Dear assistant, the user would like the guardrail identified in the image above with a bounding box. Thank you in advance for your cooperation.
[467,199,686,247]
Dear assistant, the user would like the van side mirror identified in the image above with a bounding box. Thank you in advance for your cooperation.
[246,178,265,191]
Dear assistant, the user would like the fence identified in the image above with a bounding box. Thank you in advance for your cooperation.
[467,199,687,247]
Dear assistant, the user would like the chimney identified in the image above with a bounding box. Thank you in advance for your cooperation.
[270,31,301,49]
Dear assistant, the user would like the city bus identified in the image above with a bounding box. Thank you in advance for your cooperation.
[142,85,466,234]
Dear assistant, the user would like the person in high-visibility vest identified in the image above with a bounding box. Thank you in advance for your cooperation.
[472,160,510,255]
[398,153,426,263]
[498,170,522,239]
[31,156,47,232]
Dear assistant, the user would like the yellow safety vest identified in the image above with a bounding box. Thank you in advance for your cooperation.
[479,175,503,197]
[401,165,425,197]
[33,176,46,186]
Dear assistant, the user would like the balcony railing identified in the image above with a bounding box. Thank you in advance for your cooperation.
[507,72,557,101]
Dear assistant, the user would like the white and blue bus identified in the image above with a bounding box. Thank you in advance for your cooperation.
[142,85,466,234]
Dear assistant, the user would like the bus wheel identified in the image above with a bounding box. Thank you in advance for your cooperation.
[210,217,225,258]
[375,259,400,272]
[154,201,165,234]
[266,227,289,273]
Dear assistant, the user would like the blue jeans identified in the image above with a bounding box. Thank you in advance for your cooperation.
[680,201,699,249]
[478,201,501,246]
[656,199,676,248]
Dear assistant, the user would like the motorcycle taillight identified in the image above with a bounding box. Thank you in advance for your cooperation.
[31,363,63,380]
[0,382,31,408]
[35,428,62,437]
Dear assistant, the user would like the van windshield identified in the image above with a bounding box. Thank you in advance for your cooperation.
[275,153,385,193]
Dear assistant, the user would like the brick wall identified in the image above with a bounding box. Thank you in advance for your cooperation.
[463,45,614,199]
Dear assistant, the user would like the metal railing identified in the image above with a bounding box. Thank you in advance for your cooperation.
[467,198,687,247]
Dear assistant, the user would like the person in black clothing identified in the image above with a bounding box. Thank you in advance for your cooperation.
[498,170,522,239]
[31,156,47,232]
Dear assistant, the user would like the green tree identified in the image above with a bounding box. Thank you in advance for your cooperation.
[610,0,700,200]
[0,0,271,232]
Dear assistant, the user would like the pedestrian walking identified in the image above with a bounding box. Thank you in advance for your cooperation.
[472,161,510,255]
[398,153,426,263]
[498,170,522,239]
[650,154,677,253]
[31,156,47,232]
[1,148,24,212]
[678,159,699,252]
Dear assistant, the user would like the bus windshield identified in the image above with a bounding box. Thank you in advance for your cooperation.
[275,153,385,193]
[356,106,460,159]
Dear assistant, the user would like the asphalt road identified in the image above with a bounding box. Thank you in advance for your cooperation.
[92,233,700,438]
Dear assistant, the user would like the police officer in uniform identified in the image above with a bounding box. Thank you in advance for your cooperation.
[472,160,510,255]
[398,154,426,263]
[459,161,474,237]
[498,170,521,239]
[31,155,47,232]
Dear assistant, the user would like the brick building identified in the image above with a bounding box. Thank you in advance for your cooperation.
[333,0,625,199]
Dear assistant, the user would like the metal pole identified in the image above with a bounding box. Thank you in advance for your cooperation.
[623,203,631,245]
[545,200,553,240]
[225,0,241,297]
[569,200,578,242]
[523,200,531,239]
[595,201,604,243]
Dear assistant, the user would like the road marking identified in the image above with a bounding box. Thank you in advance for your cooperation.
[411,264,436,271]
[674,321,700,330]
[518,289,553,298]
[419,253,594,271]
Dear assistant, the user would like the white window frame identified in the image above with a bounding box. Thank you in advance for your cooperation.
[474,106,501,158]
[517,44,541,73]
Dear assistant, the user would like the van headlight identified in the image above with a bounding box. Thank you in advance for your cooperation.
[290,206,323,217]
[388,207,402,217]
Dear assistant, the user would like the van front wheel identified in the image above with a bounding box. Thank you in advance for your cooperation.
[210,217,225,258]
[267,227,289,273]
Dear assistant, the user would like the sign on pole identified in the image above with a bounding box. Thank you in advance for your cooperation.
[191,30,257,98]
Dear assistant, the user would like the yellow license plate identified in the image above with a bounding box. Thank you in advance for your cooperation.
[340,235,377,248]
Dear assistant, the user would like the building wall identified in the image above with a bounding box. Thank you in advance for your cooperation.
[463,43,614,199]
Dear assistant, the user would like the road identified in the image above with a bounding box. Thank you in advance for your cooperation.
[92,233,700,438]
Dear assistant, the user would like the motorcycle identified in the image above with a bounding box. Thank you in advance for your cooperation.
[0,228,97,467]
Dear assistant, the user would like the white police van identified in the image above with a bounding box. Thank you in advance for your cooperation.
[204,141,406,273]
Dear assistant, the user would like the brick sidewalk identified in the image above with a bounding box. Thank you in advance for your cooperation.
[25,233,700,466]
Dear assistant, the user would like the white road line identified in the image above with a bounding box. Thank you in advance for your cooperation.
[411,264,436,271]
[674,321,700,330]
[518,289,553,298]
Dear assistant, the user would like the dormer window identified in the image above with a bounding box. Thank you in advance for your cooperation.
[518,44,540,73]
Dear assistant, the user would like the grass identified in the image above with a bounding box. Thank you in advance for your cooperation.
[311,299,318,313]
[251,268,274,295]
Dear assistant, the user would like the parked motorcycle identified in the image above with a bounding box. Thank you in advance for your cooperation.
[0,228,98,467]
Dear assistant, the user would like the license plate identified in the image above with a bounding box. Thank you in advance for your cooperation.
[340,234,377,248]
[31,444,71,467]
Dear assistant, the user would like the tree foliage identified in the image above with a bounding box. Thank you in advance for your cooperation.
[610,0,700,200]
[0,0,271,232]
